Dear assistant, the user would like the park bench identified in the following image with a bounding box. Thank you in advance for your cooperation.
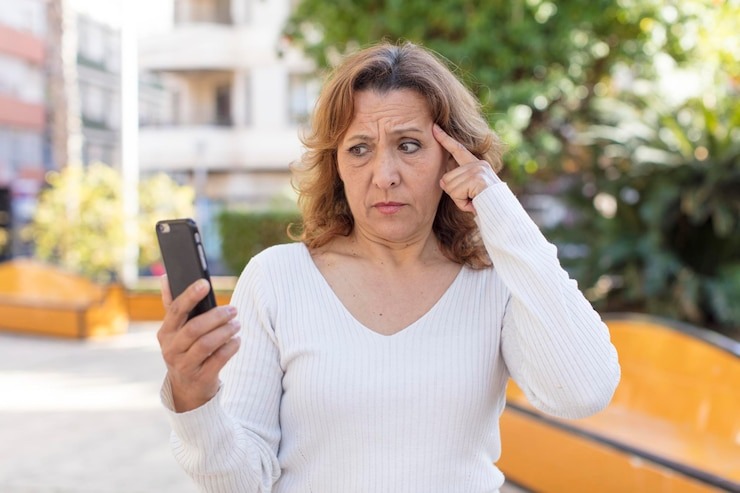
[0,259,127,338]
[498,313,740,493]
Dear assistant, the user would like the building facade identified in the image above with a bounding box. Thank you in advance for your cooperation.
[76,13,122,167]
[138,0,318,260]
[74,13,168,170]
[0,0,48,258]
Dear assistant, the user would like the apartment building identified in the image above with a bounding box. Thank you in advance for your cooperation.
[0,0,169,259]
[0,0,48,259]
[138,0,318,256]
[75,13,123,166]
[76,14,169,169]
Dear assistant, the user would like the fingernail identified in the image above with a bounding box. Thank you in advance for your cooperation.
[433,123,441,132]
[196,279,209,292]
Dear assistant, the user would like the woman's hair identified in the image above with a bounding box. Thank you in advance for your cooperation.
[291,41,504,268]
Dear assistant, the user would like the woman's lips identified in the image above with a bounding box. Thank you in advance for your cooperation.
[374,202,404,214]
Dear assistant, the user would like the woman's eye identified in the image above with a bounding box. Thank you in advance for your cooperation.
[348,145,368,157]
[399,141,421,153]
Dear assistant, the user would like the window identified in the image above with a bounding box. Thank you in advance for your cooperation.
[77,17,106,66]
[0,55,44,103]
[0,130,11,172]
[18,131,42,165]
[105,35,121,74]
[0,130,42,169]
[171,91,181,125]
[80,83,107,127]
[0,0,46,35]
[107,91,121,130]
[215,0,232,24]
[243,72,252,126]
[287,73,320,125]
[215,84,232,126]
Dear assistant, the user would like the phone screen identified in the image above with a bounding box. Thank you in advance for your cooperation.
[156,218,217,319]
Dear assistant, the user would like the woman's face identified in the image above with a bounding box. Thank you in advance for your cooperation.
[336,89,450,246]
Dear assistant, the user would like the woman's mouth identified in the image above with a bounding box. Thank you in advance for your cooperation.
[374,202,404,215]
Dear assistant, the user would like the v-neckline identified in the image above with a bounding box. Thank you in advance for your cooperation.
[299,244,466,339]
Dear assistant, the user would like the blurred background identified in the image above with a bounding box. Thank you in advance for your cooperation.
[0,0,738,491]
[0,0,737,335]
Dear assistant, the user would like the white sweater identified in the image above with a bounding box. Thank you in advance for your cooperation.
[162,183,620,493]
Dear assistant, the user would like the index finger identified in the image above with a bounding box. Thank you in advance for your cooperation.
[160,278,210,333]
[433,124,479,167]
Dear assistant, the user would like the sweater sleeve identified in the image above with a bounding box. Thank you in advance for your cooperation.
[161,257,283,492]
[473,183,620,419]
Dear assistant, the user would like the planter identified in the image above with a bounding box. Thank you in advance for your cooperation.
[0,260,128,339]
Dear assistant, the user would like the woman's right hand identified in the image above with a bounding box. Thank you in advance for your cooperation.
[157,277,241,413]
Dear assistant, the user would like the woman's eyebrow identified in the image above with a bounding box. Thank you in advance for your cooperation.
[345,126,424,143]
[344,134,373,143]
[389,126,424,135]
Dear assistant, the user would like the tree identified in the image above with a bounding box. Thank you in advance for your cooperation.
[26,163,194,282]
[284,0,687,181]
[549,1,740,333]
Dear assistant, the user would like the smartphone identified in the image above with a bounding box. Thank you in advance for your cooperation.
[155,218,217,320]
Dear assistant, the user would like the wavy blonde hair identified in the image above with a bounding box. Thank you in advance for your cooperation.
[291,41,504,268]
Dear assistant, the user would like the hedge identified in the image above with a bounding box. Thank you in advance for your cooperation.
[217,210,301,275]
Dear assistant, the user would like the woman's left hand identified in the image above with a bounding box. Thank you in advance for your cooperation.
[433,124,501,214]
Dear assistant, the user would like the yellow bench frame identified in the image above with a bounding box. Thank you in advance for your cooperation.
[0,260,128,338]
[498,313,740,493]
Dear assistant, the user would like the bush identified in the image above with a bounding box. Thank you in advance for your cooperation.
[26,163,194,282]
[552,87,740,333]
[218,210,301,275]
[284,0,694,183]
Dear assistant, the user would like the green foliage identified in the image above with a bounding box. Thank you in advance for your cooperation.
[553,84,740,331]
[27,163,194,282]
[217,210,301,275]
[547,1,740,332]
[284,0,692,181]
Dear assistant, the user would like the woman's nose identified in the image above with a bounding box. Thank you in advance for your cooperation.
[372,151,401,189]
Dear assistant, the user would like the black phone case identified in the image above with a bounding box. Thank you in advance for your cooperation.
[155,218,217,320]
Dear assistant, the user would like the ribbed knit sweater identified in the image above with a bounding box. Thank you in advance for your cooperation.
[162,183,621,493]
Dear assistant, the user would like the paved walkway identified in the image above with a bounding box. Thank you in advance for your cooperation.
[0,323,527,492]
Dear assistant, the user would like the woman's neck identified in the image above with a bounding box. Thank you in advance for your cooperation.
[330,228,449,271]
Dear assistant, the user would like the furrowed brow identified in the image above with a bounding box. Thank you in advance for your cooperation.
[390,126,424,135]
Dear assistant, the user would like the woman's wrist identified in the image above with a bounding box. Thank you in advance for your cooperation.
[169,374,219,413]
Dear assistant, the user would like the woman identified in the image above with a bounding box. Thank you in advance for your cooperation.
[157,41,620,492]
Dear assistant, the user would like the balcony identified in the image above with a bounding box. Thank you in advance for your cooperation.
[138,125,303,172]
[0,25,44,64]
[138,24,278,72]
[0,95,44,130]
[175,0,233,25]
